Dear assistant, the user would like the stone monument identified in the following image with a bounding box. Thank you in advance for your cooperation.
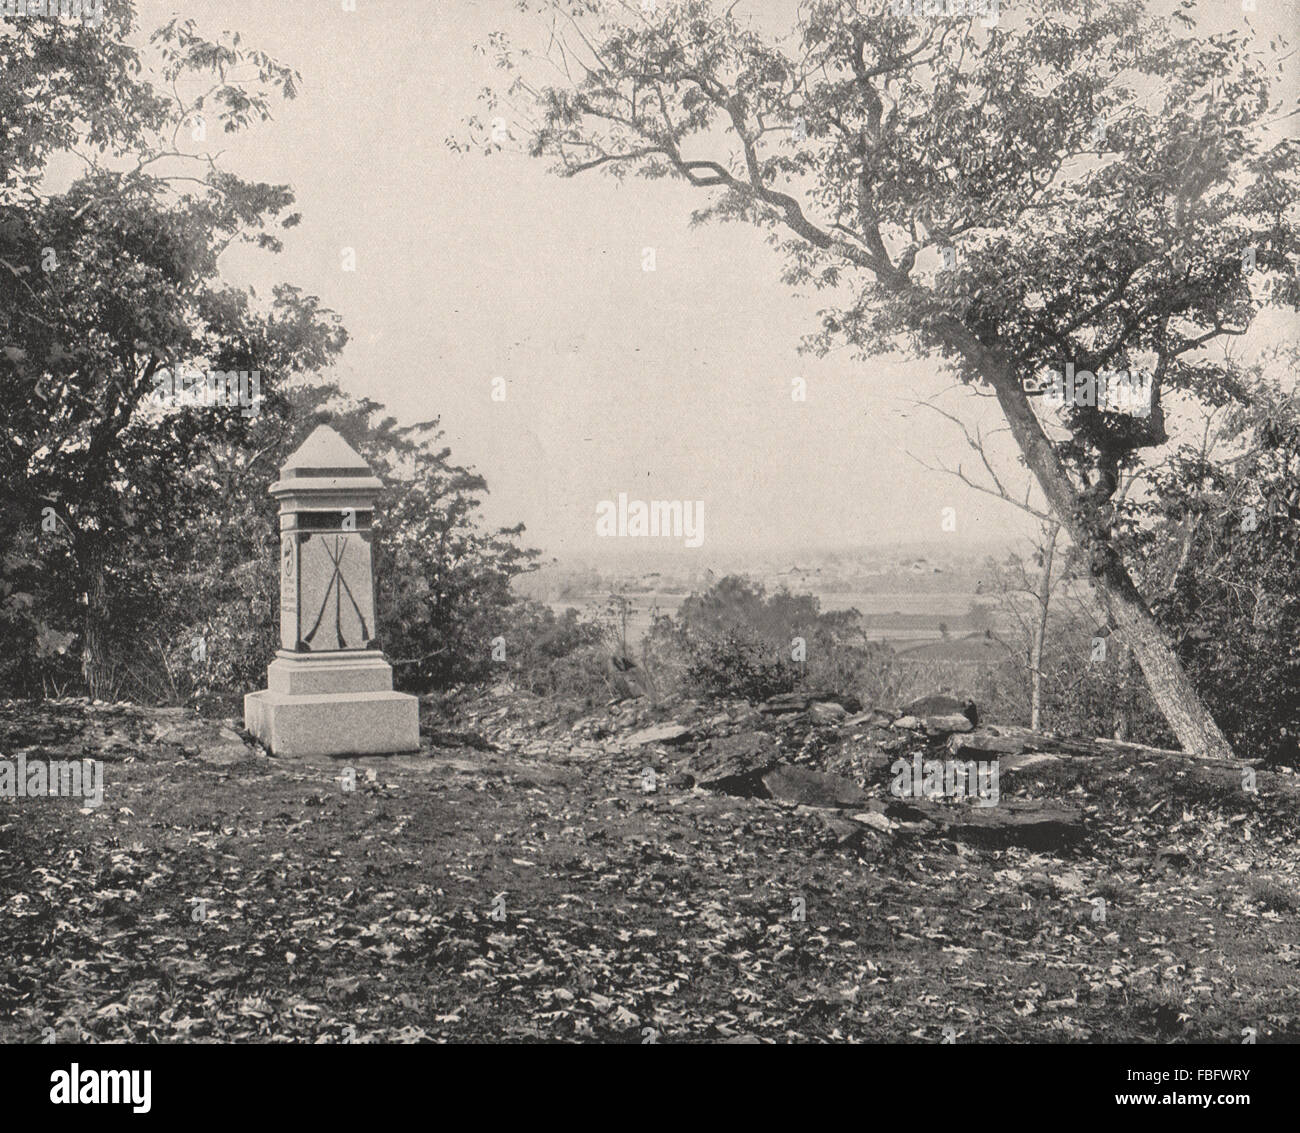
[244,425,420,756]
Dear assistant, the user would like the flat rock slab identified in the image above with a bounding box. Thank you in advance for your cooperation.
[759,691,862,715]
[998,752,1064,774]
[851,810,894,834]
[624,723,692,748]
[884,797,1085,850]
[762,765,870,809]
[948,731,1030,758]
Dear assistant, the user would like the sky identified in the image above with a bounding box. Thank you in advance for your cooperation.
[124,0,1299,562]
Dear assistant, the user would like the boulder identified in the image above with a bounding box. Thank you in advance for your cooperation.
[922,713,975,736]
[762,765,870,809]
[891,715,923,731]
[683,730,781,793]
[153,718,257,765]
[808,701,848,725]
[904,695,979,727]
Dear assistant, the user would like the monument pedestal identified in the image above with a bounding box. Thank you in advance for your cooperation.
[245,651,419,757]
[242,425,421,757]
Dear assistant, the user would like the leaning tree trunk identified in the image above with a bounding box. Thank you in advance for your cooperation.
[921,307,1237,759]
[985,368,1235,759]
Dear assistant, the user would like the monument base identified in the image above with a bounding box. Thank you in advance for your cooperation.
[245,689,420,756]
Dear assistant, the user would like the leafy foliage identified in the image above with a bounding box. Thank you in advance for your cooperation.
[1135,365,1300,764]
[1,6,343,696]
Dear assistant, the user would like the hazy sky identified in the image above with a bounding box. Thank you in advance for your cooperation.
[129,0,1298,560]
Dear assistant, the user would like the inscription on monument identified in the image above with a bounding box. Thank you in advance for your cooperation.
[298,531,374,650]
[280,533,299,650]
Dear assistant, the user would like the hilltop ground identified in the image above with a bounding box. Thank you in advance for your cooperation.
[1,688,1297,1044]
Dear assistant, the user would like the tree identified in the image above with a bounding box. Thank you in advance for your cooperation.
[1015,522,1060,730]
[1,7,346,695]
[472,0,1300,757]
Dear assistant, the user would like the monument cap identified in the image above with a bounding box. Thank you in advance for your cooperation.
[271,425,383,496]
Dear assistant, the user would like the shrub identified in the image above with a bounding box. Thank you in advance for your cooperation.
[682,629,802,702]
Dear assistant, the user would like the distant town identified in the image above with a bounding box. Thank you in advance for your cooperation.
[514,540,1046,652]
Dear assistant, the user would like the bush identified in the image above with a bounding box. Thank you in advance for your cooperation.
[643,576,899,707]
[682,629,802,702]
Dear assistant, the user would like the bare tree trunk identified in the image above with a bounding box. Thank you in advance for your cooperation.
[81,568,111,701]
[1030,523,1059,732]
[981,363,1234,759]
